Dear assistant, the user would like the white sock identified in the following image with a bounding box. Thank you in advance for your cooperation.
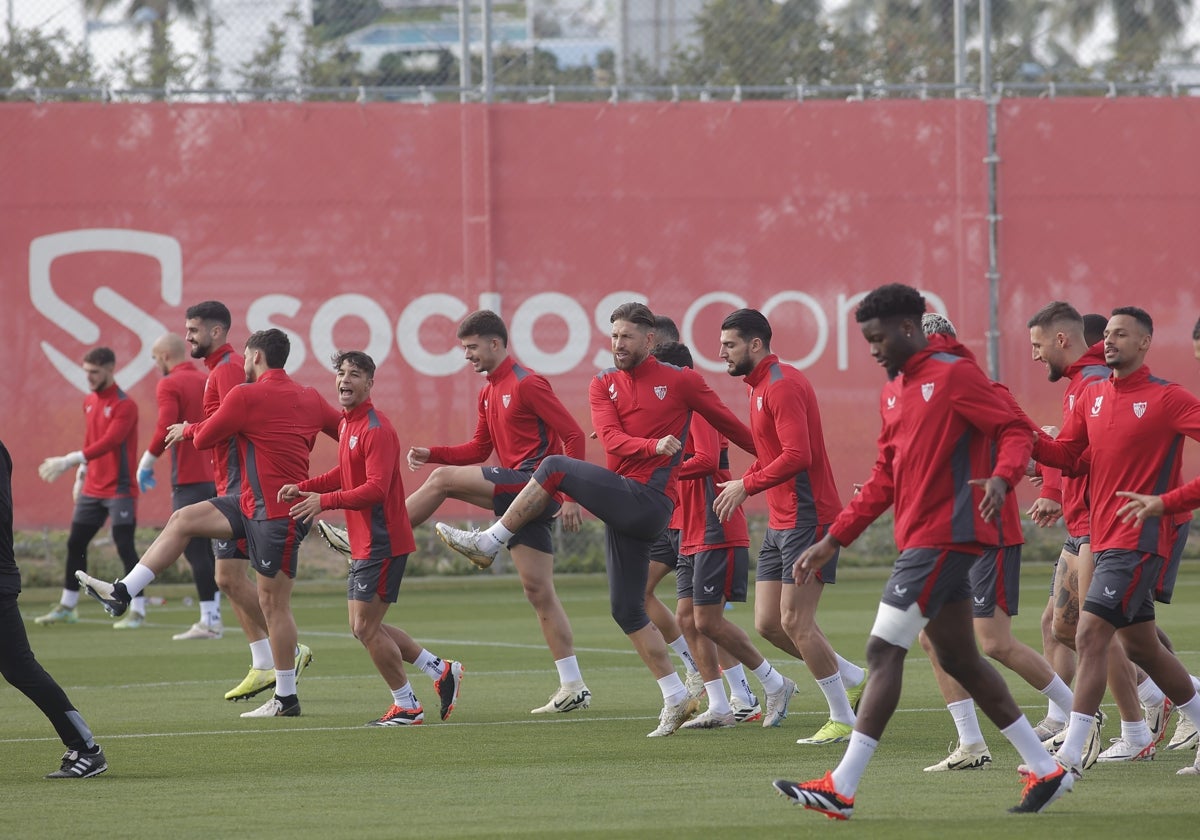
[61,589,80,609]
[837,654,865,687]
[391,681,418,708]
[704,679,732,715]
[1120,717,1152,747]
[201,599,221,626]
[1001,715,1058,777]
[657,672,687,706]
[1175,694,1200,729]
[1039,675,1074,716]
[831,731,878,797]
[667,636,698,673]
[131,596,147,616]
[482,522,514,548]
[1047,700,1069,724]
[1192,675,1200,694]
[275,668,297,697]
[249,638,274,670]
[817,672,855,725]
[554,656,583,685]
[413,649,444,680]
[1058,711,1097,769]
[724,664,754,704]
[752,660,784,695]
[949,698,984,745]
[1137,676,1165,707]
[123,564,158,597]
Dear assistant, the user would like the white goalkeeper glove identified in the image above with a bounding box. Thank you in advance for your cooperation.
[72,465,87,503]
[39,451,86,482]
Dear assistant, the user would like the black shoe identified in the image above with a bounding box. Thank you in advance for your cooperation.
[1009,762,1074,813]
[74,571,131,617]
[434,660,464,721]
[46,746,108,779]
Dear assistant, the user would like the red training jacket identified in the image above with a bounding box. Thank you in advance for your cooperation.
[830,334,1032,553]
[678,413,749,555]
[1034,364,1200,555]
[196,343,246,496]
[148,361,211,486]
[589,355,755,508]
[191,369,341,520]
[739,354,843,529]
[299,400,416,560]
[81,383,139,499]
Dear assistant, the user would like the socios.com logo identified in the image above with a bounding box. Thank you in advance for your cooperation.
[30,229,182,393]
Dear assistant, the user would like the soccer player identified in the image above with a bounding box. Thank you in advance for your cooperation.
[79,329,341,719]
[1032,306,1200,780]
[436,302,771,738]
[914,312,1076,772]
[713,309,867,743]
[279,351,464,726]
[138,332,223,640]
[773,284,1071,819]
[645,340,772,731]
[36,346,145,628]
[1025,302,1110,746]
[1,439,108,778]
[399,309,592,714]
[177,301,310,699]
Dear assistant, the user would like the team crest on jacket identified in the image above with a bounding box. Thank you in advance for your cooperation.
[348,434,359,450]
[654,385,667,400]
[104,405,113,417]
[757,396,763,411]
[1068,395,1076,411]
[1133,401,1147,418]
[921,383,935,402]
[502,394,511,408]
[886,395,897,410]
[1091,396,1104,416]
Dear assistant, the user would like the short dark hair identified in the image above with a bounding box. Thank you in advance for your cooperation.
[855,284,925,324]
[185,300,232,330]
[1082,314,1108,346]
[1026,301,1083,332]
[1192,316,1200,341]
[651,341,693,369]
[245,329,290,369]
[652,315,680,344]
[457,310,508,346]
[331,350,376,378]
[609,301,655,329]
[82,346,115,367]
[1111,306,1153,336]
[720,308,772,349]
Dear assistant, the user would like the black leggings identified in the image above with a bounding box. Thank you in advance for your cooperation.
[0,594,96,751]
[64,521,139,591]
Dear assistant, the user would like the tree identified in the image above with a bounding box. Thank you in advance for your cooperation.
[312,0,382,42]
[1052,0,1196,79]
[84,0,201,88]
[1,26,99,97]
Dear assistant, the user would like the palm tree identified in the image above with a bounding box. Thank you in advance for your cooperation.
[1052,0,1195,73]
[86,0,202,88]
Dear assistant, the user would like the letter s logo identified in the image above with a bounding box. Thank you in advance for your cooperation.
[30,229,182,393]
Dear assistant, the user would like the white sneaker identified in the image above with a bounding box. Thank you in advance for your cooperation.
[1096,736,1155,762]
[172,621,224,640]
[923,741,992,772]
[1145,698,1174,747]
[434,523,500,569]
[647,699,693,737]
[762,676,797,728]
[1168,714,1199,751]
[679,708,736,730]
[240,695,300,718]
[315,520,352,558]
[1033,716,1066,742]
[531,681,591,714]
[1082,710,1107,769]
[730,694,762,723]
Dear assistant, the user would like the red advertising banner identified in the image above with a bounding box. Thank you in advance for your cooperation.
[2,99,1197,529]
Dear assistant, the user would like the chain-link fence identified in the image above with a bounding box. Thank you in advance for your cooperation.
[4,0,1200,101]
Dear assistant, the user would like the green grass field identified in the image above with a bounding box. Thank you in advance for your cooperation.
[5,567,1199,839]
